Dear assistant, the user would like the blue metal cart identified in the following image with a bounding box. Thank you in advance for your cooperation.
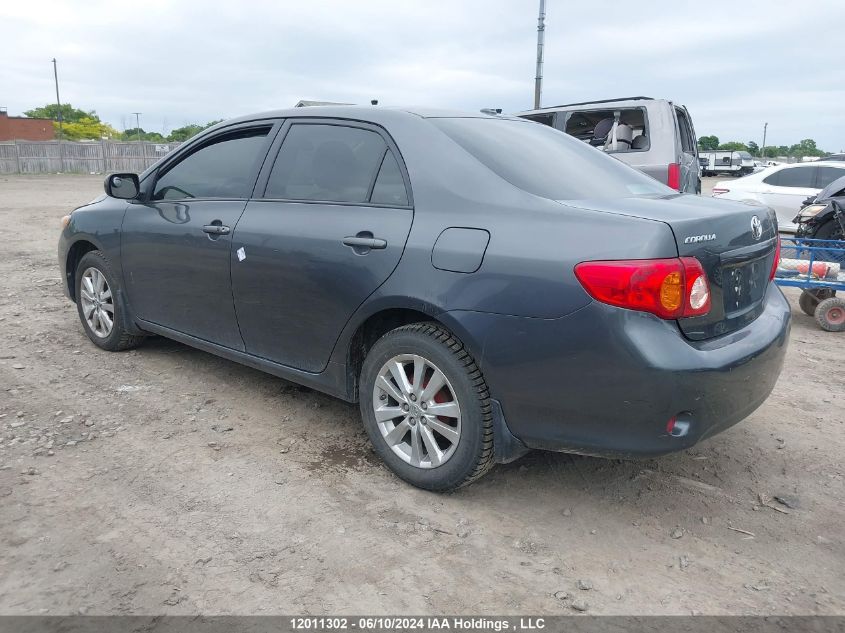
[775,237,845,331]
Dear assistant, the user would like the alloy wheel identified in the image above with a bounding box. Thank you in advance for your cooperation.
[371,354,461,468]
[79,267,114,338]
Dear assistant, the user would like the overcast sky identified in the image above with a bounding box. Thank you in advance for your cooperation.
[2,0,843,150]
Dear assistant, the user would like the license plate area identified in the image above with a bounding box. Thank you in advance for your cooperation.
[722,257,767,316]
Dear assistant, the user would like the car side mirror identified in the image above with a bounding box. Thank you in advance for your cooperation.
[104,173,140,200]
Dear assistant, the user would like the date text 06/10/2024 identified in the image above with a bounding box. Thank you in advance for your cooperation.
[290,617,547,631]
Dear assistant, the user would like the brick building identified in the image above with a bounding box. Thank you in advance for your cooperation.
[0,108,56,141]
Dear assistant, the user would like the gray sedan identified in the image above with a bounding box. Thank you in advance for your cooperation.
[58,106,790,490]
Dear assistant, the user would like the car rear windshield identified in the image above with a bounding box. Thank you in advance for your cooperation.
[431,117,672,200]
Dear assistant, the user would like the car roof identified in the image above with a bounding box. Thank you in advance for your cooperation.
[775,161,845,168]
[217,105,525,128]
[516,96,669,116]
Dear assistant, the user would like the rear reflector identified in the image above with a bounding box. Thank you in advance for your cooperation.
[574,257,711,319]
[668,163,681,191]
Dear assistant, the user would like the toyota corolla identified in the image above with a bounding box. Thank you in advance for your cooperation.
[58,106,790,490]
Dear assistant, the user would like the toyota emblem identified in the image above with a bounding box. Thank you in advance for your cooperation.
[750,215,762,240]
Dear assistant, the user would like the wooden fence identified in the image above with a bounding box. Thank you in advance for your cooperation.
[0,140,181,174]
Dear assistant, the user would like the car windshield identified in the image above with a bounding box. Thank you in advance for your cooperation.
[431,117,673,200]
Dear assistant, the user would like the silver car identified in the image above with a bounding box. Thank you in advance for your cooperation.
[517,96,701,194]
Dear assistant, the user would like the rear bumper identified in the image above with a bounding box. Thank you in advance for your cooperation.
[445,283,791,458]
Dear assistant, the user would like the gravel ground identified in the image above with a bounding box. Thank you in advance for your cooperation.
[0,174,843,616]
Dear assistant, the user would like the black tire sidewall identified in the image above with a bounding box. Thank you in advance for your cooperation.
[359,327,487,491]
[75,251,127,350]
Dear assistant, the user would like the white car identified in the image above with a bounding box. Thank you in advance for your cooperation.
[712,161,845,232]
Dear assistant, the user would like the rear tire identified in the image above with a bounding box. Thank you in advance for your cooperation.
[359,322,494,491]
[75,251,144,351]
[815,297,845,332]
[798,289,835,316]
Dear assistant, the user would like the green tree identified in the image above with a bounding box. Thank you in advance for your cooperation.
[747,141,759,156]
[122,128,166,142]
[24,103,118,140]
[718,141,748,151]
[60,116,119,141]
[166,120,222,142]
[24,103,96,124]
[697,135,719,150]
[789,138,823,158]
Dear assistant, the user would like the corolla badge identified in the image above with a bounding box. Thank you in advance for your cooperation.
[750,215,762,240]
[683,233,717,244]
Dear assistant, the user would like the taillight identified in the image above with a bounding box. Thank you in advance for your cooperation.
[711,187,730,196]
[769,234,780,280]
[574,257,711,319]
[668,163,681,191]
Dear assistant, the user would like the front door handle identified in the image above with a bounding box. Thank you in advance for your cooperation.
[203,223,231,235]
[342,236,387,249]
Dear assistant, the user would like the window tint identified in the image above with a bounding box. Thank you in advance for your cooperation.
[370,151,408,206]
[265,124,387,203]
[523,113,555,127]
[153,128,270,200]
[433,117,671,200]
[774,166,816,188]
[675,109,694,153]
[762,171,780,186]
[817,166,845,189]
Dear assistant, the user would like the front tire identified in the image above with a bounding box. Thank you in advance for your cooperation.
[75,251,144,351]
[359,323,494,491]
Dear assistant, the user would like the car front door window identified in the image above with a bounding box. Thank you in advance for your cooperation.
[153,128,271,200]
[773,166,816,188]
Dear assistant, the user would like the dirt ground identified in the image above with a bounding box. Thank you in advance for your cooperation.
[0,174,842,616]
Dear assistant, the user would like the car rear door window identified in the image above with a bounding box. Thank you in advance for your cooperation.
[370,151,408,206]
[265,124,387,203]
[816,166,845,188]
[153,127,271,200]
[772,166,817,188]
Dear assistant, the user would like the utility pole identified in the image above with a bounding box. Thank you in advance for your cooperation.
[761,122,768,161]
[534,0,546,110]
[132,112,142,143]
[52,58,63,140]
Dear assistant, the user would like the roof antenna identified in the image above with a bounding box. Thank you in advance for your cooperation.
[370,99,378,106]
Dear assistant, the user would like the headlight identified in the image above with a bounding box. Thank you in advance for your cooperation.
[796,204,827,220]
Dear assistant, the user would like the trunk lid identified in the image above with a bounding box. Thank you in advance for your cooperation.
[558,194,778,339]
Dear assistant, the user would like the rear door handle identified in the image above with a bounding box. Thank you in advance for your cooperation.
[203,224,231,235]
[342,236,387,249]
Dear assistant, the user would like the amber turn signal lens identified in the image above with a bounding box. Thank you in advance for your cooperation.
[659,271,683,312]
[61,215,71,228]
